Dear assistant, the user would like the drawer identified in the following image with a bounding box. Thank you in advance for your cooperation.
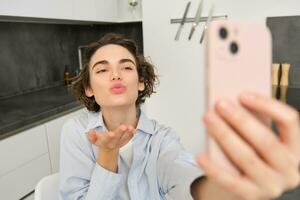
[0,153,51,200]
[0,125,48,177]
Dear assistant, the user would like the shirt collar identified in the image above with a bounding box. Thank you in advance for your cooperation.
[85,108,154,135]
[85,111,105,133]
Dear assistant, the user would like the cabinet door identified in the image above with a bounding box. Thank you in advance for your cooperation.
[0,0,72,20]
[72,0,96,21]
[46,0,73,19]
[0,125,48,177]
[0,0,129,22]
[95,0,118,22]
[45,109,85,173]
[0,125,51,199]
[0,154,51,200]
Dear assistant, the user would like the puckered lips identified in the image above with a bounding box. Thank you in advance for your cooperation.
[110,83,127,94]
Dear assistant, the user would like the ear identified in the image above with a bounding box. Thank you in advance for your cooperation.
[85,87,94,97]
[138,81,145,92]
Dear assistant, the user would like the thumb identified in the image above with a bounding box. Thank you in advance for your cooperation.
[87,129,97,144]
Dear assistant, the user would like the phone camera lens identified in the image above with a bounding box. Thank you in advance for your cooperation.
[230,42,239,54]
[219,27,228,39]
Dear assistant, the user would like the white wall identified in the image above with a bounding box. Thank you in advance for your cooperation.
[142,0,300,154]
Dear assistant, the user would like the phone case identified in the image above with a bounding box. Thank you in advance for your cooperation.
[204,20,272,174]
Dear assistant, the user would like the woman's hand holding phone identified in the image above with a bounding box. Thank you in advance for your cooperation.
[197,92,300,200]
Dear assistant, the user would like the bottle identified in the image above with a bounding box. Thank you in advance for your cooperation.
[272,63,280,86]
[272,63,280,98]
[64,65,70,85]
[279,63,291,103]
[280,63,291,86]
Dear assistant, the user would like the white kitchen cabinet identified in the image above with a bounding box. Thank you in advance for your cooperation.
[0,125,51,200]
[0,125,48,177]
[72,0,97,21]
[45,108,85,173]
[0,0,73,20]
[0,108,84,199]
[0,0,141,22]
[0,154,51,200]
[76,0,142,22]
[45,0,73,20]
[94,0,118,22]
[72,0,118,22]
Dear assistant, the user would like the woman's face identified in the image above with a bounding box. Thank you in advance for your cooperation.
[85,44,144,109]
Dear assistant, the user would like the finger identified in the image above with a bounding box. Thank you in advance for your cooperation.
[100,125,127,148]
[114,125,128,138]
[215,99,295,174]
[87,129,97,144]
[119,126,135,146]
[239,92,300,156]
[91,131,118,149]
[119,129,135,147]
[197,154,263,200]
[115,125,135,144]
[88,129,108,146]
[127,126,136,136]
[204,111,283,193]
[119,133,132,147]
[94,132,109,147]
[105,131,121,149]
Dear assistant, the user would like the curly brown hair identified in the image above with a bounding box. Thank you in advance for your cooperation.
[72,33,158,112]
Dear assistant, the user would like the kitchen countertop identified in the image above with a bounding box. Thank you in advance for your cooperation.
[0,85,299,141]
[0,85,83,140]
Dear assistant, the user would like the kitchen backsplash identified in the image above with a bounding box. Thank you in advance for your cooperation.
[267,16,300,88]
[0,21,143,99]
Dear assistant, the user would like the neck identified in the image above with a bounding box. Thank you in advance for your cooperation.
[101,105,139,131]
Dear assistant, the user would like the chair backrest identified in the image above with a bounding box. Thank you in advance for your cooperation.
[35,173,59,200]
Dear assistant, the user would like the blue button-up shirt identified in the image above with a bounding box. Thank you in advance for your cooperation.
[59,108,203,200]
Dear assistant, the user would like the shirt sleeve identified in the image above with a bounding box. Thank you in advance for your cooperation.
[157,128,204,200]
[59,119,122,200]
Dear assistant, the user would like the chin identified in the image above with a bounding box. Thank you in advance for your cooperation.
[104,100,136,108]
[100,94,138,108]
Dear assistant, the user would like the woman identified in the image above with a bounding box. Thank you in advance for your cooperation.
[59,33,300,200]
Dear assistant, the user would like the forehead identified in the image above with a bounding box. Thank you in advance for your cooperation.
[90,44,135,64]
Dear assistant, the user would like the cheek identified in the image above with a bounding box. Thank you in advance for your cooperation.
[128,76,141,91]
[90,73,108,89]
[124,75,140,98]
[89,76,108,100]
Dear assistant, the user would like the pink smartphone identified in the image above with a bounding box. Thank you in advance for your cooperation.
[204,20,272,174]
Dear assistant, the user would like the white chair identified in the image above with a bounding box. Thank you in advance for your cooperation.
[34,173,60,200]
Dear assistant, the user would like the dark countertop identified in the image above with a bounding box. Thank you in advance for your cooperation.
[0,85,299,141]
[0,85,83,140]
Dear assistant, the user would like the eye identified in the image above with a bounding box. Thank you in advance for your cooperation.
[123,66,133,70]
[96,69,107,73]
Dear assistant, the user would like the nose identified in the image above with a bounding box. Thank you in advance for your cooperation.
[111,69,122,81]
[112,76,121,81]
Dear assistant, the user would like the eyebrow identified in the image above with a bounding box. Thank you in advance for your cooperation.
[91,58,136,70]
